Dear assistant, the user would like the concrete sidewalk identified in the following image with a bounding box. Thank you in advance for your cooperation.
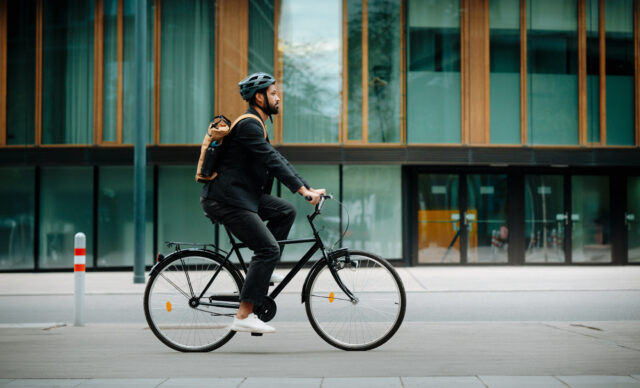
[1,266,640,295]
[1,376,640,388]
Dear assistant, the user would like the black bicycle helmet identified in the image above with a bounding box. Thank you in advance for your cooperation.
[238,72,276,100]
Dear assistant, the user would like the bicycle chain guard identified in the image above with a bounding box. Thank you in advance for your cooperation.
[253,296,277,322]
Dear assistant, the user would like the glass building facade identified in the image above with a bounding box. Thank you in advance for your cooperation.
[0,0,638,270]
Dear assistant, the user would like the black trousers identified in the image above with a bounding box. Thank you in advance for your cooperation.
[200,195,296,305]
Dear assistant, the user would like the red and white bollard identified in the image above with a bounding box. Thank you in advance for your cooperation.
[74,233,86,327]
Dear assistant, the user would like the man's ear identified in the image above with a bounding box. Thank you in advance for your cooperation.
[254,92,264,106]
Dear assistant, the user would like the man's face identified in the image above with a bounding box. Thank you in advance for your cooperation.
[261,84,280,115]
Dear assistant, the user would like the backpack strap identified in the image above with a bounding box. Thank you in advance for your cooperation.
[231,113,267,139]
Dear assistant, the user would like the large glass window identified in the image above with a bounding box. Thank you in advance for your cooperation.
[605,0,634,145]
[367,0,401,143]
[6,0,36,145]
[571,175,610,263]
[348,0,401,143]
[489,0,520,144]
[40,167,93,269]
[160,0,214,144]
[249,0,275,140]
[628,177,640,263]
[586,0,600,143]
[279,165,340,262]
[343,166,402,259]
[525,175,565,263]
[279,0,341,143]
[97,167,153,267]
[527,0,578,145]
[157,166,214,253]
[103,0,118,143]
[407,0,461,143]
[347,0,363,141]
[0,168,35,270]
[42,0,94,144]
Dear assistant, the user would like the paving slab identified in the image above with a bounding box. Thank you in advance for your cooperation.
[3,380,87,387]
[73,378,165,388]
[240,377,321,387]
[478,375,566,387]
[401,376,486,387]
[157,378,243,388]
[556,375,640,387]
[323,377,403,388]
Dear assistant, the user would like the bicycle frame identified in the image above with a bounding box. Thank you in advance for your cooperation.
[171,196,358,312]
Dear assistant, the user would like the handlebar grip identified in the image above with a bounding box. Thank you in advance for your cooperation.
[305,195,312,201]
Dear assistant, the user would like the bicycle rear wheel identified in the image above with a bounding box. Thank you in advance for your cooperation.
[143,250,243,352]
[304,250,406,351]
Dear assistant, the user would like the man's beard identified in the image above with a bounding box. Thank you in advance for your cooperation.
[264,100,279,115]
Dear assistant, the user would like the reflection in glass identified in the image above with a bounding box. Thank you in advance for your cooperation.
[280,0,341,143]
[0,168,35,270]
[347,0,363,141]
[628,177,640,262]
[249,0,275,139]
[123,0,154,144]
[407,0,460,143]
[605,0,634,145]
[368,0,401,143]
[343,166,402,258]
[103,0,118,143]
[40,167,93,269]
[6,0,36,145]
[417,174,460,264]
[158,167,214,254]
[160,0,214,144]
[467,175,508,263]
[527,0,578,145]
[489,0,520,144]
[98,167,153,267]
[525,175,565,263]
[42,0,94,144]
[586,0,599,143]
[571,176,610,262]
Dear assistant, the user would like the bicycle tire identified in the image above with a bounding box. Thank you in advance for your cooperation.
[143,249,243,352]
[304,250,406,351]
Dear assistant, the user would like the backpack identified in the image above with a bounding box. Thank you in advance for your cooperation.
[195,113,267,183]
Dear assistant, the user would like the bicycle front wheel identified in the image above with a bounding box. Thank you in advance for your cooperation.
[304,250,406,351]
[144,249,243,352]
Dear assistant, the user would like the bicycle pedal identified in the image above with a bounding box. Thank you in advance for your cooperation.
[251,332,263,337]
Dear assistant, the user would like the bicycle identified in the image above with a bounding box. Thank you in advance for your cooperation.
[143,195,406,352]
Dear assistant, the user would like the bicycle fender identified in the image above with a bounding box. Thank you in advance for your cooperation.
[300,258,328,304]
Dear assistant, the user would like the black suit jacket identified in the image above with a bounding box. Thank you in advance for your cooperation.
[201,108,309,212]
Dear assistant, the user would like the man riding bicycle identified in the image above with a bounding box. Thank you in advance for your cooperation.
[200,72,325,334]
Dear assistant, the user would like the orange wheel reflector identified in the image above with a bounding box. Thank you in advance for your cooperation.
[166,301,172,312]
[329,292,335,303]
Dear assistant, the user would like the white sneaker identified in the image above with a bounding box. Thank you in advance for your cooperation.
[270,272,285,283]
[230,313,276,334]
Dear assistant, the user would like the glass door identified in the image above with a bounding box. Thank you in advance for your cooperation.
[466,174,508,263]
[416,173,509,264]
[417,174,460,263]
[571,175,611,263]
[628,177,640,263]
[524,175,566,263]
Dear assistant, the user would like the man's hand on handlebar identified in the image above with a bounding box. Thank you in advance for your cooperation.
[298,186,321,205]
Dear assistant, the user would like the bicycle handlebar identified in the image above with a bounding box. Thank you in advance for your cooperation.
[304,194,334,215]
